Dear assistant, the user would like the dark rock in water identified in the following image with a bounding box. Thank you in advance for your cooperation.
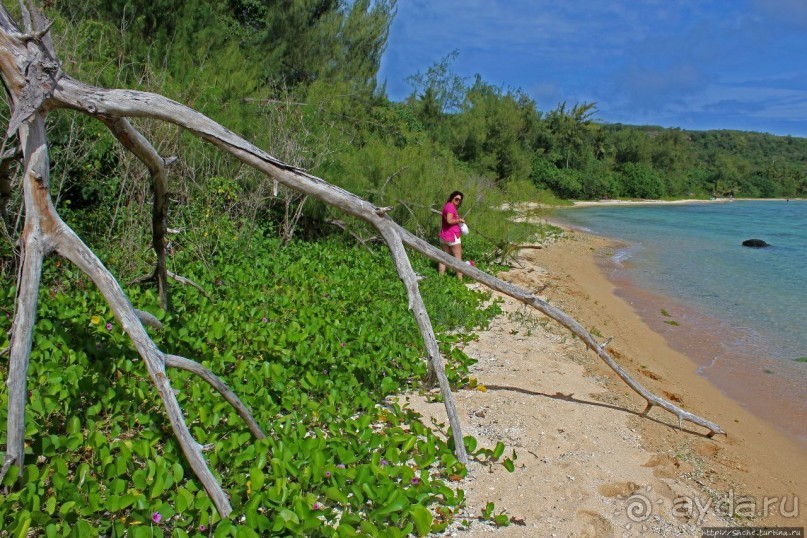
[742,239,770,248]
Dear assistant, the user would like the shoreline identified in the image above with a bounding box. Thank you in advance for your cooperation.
[601,252,807,447]
[570,197,804,207]
[533,232,807,515]
[403,230,806,535]
[546,202,807,447]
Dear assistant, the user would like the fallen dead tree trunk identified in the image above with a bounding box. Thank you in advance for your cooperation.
[51,75,725,433]
[0,4,723,519]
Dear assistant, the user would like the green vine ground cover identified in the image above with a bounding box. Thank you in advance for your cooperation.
[0,234,502,537]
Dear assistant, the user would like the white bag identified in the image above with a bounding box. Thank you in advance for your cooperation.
[460,222,470,235]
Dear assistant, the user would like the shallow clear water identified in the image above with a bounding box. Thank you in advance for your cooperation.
[553,200,807,441]
[555,201,806,361]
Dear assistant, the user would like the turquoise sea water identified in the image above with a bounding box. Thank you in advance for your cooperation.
[553,200,807,442]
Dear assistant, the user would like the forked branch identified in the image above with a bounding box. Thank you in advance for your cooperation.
[165,354,266,439]
[100,116,172,310]
[400,231,725,436]
[50,74,725,437]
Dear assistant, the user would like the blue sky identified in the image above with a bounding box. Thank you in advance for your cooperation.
[377,0,807,137]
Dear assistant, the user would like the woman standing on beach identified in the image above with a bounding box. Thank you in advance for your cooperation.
[438,191,466,279]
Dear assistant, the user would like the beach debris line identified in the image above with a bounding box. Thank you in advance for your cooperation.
[0,2,723,518]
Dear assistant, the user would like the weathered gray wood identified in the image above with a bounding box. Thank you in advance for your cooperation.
[99,117,171,310]
[0,8,235,516]
[0,2,724,520]
[55,225,234,515]
[3,119,49,487]
[51,74,726,437]
[166,270,210,298]
[375,220,468,462]
[399,230,725,435]
[165,354,266,440]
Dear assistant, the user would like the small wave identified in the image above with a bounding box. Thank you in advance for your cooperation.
[697,355,720,375]
[611,244,643,265]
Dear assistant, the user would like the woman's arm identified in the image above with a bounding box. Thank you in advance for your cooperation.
[445,211,464,225]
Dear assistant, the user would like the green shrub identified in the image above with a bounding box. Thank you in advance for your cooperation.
[0,233,500,535]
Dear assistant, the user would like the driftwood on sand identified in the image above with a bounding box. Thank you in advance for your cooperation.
[0,4,722,517]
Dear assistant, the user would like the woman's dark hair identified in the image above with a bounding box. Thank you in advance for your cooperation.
[446,190,464,203]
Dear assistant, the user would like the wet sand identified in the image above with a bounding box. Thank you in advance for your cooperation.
[603,251,807,446]
[403,230,806,535]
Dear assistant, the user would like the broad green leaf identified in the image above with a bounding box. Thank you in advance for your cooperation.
[408,504,433,537]
[45,496,56,515]
[174,487,194,512]
[493,513,511,527]
[325,486,348,504]
[249,467,265,493]
[372,490,408,517]
[13,511,31,538]
[150,471,166,499]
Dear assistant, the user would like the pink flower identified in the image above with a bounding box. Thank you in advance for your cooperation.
[380,458,388,467]
[151,511,162,524]
[324,471,331,478]
[411,477,420,485]
[262,317,268,323]
[312,502,323,510]
[106,323,113,331]
[199,524,206,531]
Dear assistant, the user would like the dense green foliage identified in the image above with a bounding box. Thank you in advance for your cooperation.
[0,232,505,535]
[5,0,800,269]
[1,1,806,534]
[402,55,806,200]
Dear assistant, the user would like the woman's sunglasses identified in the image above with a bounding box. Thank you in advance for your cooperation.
[453,197,462,202]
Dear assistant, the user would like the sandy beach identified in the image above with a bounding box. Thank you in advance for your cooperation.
[404,230,806,536]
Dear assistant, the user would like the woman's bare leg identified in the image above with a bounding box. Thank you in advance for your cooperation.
[439,242,451,275]
[450,243,463,280]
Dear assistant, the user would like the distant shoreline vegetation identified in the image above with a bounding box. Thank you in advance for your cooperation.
[10,5,802,268]
[527,123,807,201]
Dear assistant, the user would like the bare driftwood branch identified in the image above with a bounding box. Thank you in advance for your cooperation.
[5,119,49,490]
[0,10,244,516]
[399,230,724,436]
[48,75,724,436]
[100,117,171,310]
[135,308,162,329]
[167,270,210,298]
[326,218,380,249]
[165,354,266,439]
[56,227,236,514]
[375,220,467,462]
[0,3,723,520]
